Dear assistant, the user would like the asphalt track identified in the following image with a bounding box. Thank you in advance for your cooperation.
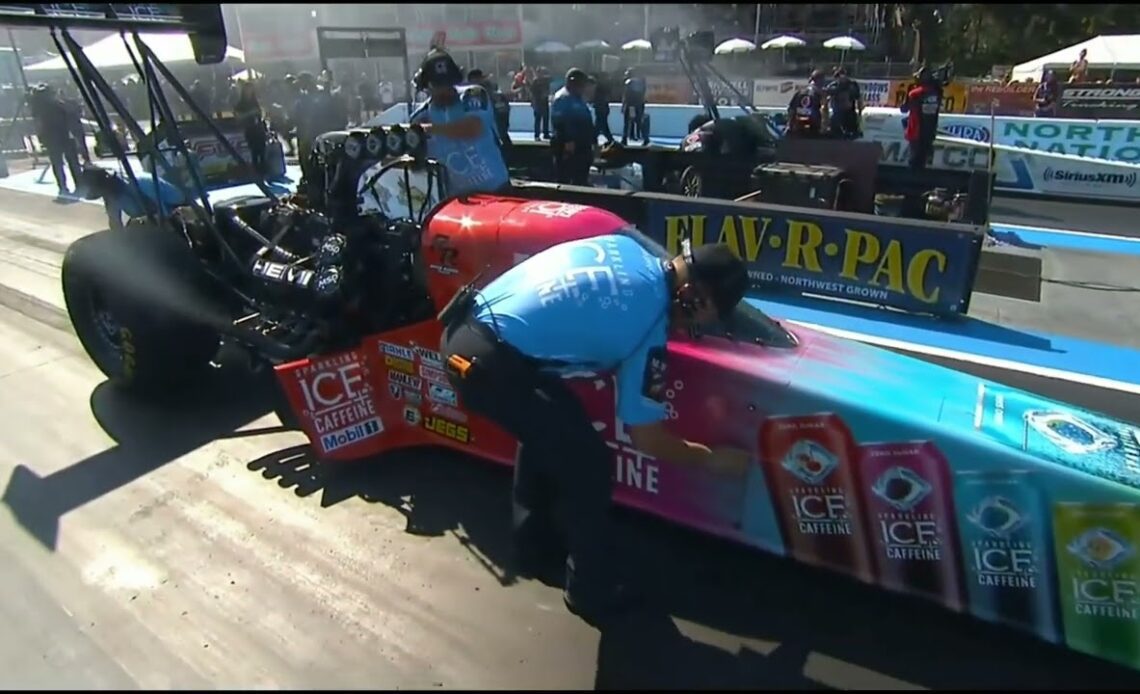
[991,194,1140,239]
[3,187,1140,689]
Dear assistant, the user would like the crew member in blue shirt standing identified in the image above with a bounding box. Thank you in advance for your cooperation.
[409,49,510,196]
[550,68,596,186]
[438,233,753,626]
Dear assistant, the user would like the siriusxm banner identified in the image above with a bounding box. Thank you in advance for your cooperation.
[647,198,983,317]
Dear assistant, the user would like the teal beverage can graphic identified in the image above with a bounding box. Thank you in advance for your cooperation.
[1053,503,1140,669]
[954,470,1061,642]
[975,384,1140,489]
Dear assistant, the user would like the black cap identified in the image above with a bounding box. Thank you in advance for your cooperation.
[421,49,460,86]
[688,244,749,320]
[565,67,592,86]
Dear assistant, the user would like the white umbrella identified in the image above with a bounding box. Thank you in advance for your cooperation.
[621,38,652,51]
[714,38,757,55]
[533,41,572,54]
[761,35,806,50]
[761,35,806,64]
[823,36,866,51]
[575,39,611,51]
[822,35,866,66]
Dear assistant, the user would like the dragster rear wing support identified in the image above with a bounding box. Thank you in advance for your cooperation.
[0,4,227,62]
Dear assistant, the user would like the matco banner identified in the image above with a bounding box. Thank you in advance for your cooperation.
[1058,83,1140,120]
[646,198,982,317]
[964,82,1037,117]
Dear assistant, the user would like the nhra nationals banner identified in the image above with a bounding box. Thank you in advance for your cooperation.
[1059,83,1140,120]
[890,80,969,114]
[646,198,982,317]
[964,82,1037,117]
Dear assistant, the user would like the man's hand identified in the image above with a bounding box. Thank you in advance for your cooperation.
[564,141,575,154]
[708,446,753,477]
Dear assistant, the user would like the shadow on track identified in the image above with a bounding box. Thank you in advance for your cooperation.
[0,364,277,550]
[250,443,1140,690]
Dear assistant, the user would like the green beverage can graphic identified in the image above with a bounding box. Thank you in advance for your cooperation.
[1054,503,1140,668]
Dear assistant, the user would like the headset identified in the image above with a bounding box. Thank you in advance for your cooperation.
[414,51,465,92]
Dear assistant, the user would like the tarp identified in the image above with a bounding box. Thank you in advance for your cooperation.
[1010,35,1140,81]
[25,32,243,72]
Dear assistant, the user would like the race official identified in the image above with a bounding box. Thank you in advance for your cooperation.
[439,234,753,626]
[550,68,596,186]
[900,66,942,171]
[409,50,510,197]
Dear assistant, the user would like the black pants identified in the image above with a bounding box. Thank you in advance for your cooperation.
[45,137,82,193]
[244,124,267,175]
[553,146,592,186]
[594,107,613,143]
[533,104,550,139]
[441,317,617,602]
[830,109,860,139]
[495,112,513,148]
[908,136,935,171]
[622,103,645,143]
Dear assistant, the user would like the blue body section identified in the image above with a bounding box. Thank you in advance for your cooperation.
[473,233,672,425]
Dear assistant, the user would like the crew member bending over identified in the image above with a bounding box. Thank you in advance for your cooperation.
[439,233,753,626]
[410,49,510,196]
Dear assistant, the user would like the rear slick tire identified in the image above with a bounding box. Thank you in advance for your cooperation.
[61,225,222,400]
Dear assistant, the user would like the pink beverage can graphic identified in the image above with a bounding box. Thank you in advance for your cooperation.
[860,441,965,612]
[759,413,874,583]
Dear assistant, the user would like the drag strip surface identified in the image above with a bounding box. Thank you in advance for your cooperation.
[991,194,1140,238]
[2,189,1140,688]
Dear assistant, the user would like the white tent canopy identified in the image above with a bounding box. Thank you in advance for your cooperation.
[26,32,244,72]
[1011,35,1140,81]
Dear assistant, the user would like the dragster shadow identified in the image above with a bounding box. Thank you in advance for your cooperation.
[0,363,278,550]
[250,444,1140,690]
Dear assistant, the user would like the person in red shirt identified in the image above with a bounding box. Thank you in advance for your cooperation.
[899,66,942,171]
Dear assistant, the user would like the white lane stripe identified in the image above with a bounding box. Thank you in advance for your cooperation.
[993,222,1140,243]
[787,319,1140,397]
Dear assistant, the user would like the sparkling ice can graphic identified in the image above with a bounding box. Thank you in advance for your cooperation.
[1053,503,1140,669]
[954,470,1061,642]
[759,413,874,583]
[859,440,965,611]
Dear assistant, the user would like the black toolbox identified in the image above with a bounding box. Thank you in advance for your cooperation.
[750,162,851,210]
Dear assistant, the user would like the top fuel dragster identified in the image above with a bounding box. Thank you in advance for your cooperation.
[12,2,1140,675]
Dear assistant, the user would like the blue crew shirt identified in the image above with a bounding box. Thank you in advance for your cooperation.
[472,233,672,426]
[410,84,509,196]
[551,86,595,147]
